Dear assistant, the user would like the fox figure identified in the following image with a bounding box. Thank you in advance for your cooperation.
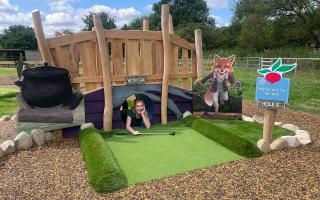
[199,55,240,113]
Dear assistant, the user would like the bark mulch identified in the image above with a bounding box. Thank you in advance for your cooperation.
[0,100,319,199]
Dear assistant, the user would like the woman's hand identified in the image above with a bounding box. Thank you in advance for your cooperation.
[132,131,140,136]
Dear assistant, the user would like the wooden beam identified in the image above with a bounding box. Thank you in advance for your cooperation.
[32,11,55,65]
[263,109,277,144]
[143,19,149,31]
[171,35,195,50]
[169,14,174,35]
[161,4,171,124]
[93,15,113,131]
[195,29,204,78]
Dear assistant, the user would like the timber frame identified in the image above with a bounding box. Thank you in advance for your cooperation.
[32,4,204,131]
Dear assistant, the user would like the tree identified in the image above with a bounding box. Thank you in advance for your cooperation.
[62,28,73,35]
[0,25,37,50]
[82,11,117,31]
[148,0,215,30]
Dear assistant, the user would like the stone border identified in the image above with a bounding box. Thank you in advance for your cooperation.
[241,115,312,153]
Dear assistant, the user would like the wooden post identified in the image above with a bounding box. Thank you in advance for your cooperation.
[161,4,171,124]
[93,15,113,131]
[195,29,204,78]
[263,109,277,144]
[32,11,55,65]
[169,14,174,34]
[143,19,149,31]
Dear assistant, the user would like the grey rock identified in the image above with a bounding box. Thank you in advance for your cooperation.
[44,132,56,142]
[10,114,17,121]
[253,115,264,124]
[0,148,3,158]
[242,115,254,122]
[257,139,271,153]
[14,131,33,150]
[295,130,311,145]
[274,122,283,127]
[183,111,192,118]
[0,115,11,122]
[0,140,15,155]
[270,138,288,151]
[280,136,301,148]
[30,129,45,146]
[282,124,299,132]
[80,123,95,130]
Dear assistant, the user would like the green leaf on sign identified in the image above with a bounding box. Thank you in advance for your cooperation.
[275,64,297,73]
[257,68,271,75]
[271,58,282,71]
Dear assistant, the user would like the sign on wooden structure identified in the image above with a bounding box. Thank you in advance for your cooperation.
[126,76,146,84]
[255,58,297,152]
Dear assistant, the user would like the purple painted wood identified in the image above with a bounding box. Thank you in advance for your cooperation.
[153,103,175,115]
[168,94,192,102]
[86,111,123,123]
[84,88,104,102]
[85,101,104,114]
[177,102,193,113]
[62,126,80,138]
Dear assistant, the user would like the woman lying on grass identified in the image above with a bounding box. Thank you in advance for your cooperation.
[121,99,151,135]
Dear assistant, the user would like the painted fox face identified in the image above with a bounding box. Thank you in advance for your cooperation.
[212,55,235,74]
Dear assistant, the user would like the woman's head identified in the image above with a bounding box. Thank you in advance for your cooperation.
[133,99,145,114]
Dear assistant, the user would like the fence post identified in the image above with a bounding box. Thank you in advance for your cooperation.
[143,19,149,31]
[32,11,55,65]
[161,4,171,125]
[195,29,204,78]
[169,14,174,35]
[93,14,113,131]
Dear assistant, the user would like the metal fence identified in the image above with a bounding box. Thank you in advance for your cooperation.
[203,57,320,72]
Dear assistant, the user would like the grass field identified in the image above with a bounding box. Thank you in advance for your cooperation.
[234,68,320,115]
[104,121,243,185]
[0,68,16,75]
[0,87,18,116]
[209,119,294,145]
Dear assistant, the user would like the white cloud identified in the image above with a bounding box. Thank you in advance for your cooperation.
[0,0,18,13]
[207,0,229,9]
[0,2,143,36]
[143,4,153,13]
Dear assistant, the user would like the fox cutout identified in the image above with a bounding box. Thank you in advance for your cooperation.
[199,55,240,112]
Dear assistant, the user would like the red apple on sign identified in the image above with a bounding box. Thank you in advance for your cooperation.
[265,72,281,84]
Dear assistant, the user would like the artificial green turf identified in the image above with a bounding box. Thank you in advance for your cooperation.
[182,116,263,157]
[78,128,128,193]
[103,121,243,185]
[209,119,295,145]
[0,87,18,116]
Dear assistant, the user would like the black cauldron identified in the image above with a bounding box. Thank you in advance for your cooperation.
[15,63,73,107]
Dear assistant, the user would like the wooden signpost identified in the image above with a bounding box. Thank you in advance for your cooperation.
[256,58,297,152]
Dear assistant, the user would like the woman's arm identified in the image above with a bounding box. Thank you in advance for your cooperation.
[126,116,140,135]
[141,112,151,129]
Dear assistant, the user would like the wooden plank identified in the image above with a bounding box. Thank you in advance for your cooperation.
[181,48,189,89]
[143,19,149,31]
[71,73,195,83]
[171,34,195,50]
[47,31,96,48]
[112,39,125,76]
[169,45,179,86]
[104,30,162,41]
[77,41,99,91]
[126,40,140,76]
[155,40,164,74]
[140,40,153,75]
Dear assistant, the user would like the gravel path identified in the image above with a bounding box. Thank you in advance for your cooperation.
[0,100,319,199]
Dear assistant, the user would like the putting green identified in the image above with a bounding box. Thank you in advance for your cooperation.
[104,122,243,185]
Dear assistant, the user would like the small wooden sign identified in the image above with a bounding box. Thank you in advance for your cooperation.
[126,76,146,84]
[257,100,285,110]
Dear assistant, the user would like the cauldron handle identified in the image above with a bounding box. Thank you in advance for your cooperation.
[15,81,24,89]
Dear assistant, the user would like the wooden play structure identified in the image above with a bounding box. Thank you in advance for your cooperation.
[31,4,204,132]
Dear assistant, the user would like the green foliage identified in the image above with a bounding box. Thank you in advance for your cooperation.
[82,11,117,31]
[78,128,128,193]
[62,28,73,35]
[0,25,37,50]
[182,115,263,157]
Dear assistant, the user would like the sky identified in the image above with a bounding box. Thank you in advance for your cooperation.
[0,0,236,36]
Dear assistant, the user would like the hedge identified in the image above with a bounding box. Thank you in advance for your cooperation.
[182,115,262,158]
[78,128,128,193]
